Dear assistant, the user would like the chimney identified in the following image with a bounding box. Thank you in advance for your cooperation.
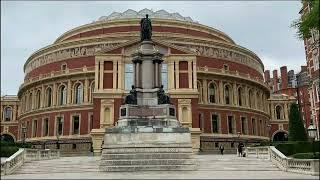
[273,70,278,92]
[264,70,270,82]
[280,66,288,89]
[301,65,307,72]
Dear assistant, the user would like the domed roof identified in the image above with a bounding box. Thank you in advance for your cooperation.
[96,8,197,23]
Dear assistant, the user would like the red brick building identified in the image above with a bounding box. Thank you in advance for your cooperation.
[1,9,271,154]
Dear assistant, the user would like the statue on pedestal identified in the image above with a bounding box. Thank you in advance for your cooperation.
[157,85,171,104]
[140,14,152,41]
[125,85,137,104]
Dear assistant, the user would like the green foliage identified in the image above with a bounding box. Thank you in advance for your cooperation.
[291,152,320,159]
[275,141,320,156]
[292,0,320,39]
[288,103,308,141]
[0,141,32,157]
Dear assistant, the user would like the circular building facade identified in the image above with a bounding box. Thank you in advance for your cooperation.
[17,9,270,154]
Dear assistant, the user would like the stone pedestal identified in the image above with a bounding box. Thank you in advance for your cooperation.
[190,128,202,153]
[100,127,197,171]
[90,128,105,156]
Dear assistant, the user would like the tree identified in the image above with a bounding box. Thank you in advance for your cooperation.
[291,0,319,40]
[288,103,308,141]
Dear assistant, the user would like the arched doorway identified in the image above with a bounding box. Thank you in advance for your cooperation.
[0,134,15,143]
[272,131,288,141]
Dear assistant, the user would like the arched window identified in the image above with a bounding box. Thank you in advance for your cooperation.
[74,83,83,104]
[36,90,41,109]
[4,107,12,121]
[59,85,67,105]
[197,81,203,103]
[208,83,217,103]
[238,87,243,106]
[46,87,52,107]
[224,85,231,105]
[249,90,253,108]
[276,105,283,120]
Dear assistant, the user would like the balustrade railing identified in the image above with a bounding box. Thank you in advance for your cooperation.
[245,146,319,176]
[1,148,60,176]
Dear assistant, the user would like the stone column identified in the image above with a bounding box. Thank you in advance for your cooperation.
[95,61,99,90]
[32,89,35,110]
[154,62,159,87]
[67,80,72,104]
[12,106,16,121]
[168,61,174,90]
[219,81,224,104]
[270,102,274,119]
[135,62,140,88]
[40,85,45,108]
[99,61,104,90]
[53,83,57,106]
[244,86,249,107]
[203,79,208,104]
[84,78,89,103]
[117,61,123,90]
[284,103,288,119]
[175,61,179,89]
[193,61,197,90]
[188,61,192,89]
[113,61,117,89]
[233,83,237,106]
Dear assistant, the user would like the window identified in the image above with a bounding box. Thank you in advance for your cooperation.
[61,63,67,71]
[46,87,52,107]
[208,83,216,103]
[36,90,41,109]
[276,105,283,119]
[215,142,219,148]
[4,107,12,121]
[125,64,134,91]
[223,64,229,71]
[88,114,93,133]
[211,114,219,133]
[225,85,231,105]
[252,118,256,135]
[43,118,49,136]
[238,87,243,106]
[161,64,168,90]
[72,115,80,135]
[228,116,234,134]
[33,120,38,137]
[56,117,63,136]
[197,81,203,103]
[59,85,67,105]
[241,117,247,135]
[199,113,204,131]
[74,83,83,104]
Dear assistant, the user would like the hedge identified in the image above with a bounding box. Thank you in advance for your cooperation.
[0,141,32,157]
[291,152,320,159]
[275,141,320,156]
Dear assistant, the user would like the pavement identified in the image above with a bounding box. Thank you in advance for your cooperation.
[2,154,319,179]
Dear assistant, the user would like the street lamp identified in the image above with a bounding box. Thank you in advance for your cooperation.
[22,126,27,147]
[56,126,60,149]
[307,123,317,158]
[267,124,272,144]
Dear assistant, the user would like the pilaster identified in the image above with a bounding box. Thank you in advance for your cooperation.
[99,61,103,90]
[203,79,208,104]
[168,61,174,90]
[113,61,117,89]
[219,81,224,104]
[67,80,72,104]
[188,61,192,89]
[175,61,179,89]
[84,78,89,103]
[52,83,57,106]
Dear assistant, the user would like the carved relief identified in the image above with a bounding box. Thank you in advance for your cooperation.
[172,43,263,74]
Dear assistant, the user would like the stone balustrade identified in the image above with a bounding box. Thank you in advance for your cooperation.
[1,148,60,175]
[245,146,319,176]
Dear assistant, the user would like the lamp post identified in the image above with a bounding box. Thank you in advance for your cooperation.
[267,124,272,144]
[22,126,27,147]
[56,127,60,149]
[307,123,317,158]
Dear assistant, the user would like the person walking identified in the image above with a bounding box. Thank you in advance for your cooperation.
[237,143,243,157]
[219,144,224,155]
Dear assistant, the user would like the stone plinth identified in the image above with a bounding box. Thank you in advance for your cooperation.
[99,127,197,171]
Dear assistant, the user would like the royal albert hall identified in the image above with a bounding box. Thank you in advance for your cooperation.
[12,9,271,154]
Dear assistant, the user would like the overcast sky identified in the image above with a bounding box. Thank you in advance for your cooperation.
[1,1,306,95]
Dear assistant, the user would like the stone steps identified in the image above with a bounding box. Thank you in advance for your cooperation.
[102,147,193,154]
[100,158,196,166]
[101,153,194,160]
[99,164,198,172]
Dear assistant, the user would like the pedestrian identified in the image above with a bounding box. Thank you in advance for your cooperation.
[237,143,243,157]
[219,144,224,155]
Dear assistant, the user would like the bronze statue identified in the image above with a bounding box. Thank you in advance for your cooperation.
[124,85,137,104]
[157,85,171,104]
[140,14,152,41]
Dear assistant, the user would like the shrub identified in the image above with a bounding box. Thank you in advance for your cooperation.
[291,152,320,159]
[0,146,19,157]
[288,103,308,141]
[275,141,320,156]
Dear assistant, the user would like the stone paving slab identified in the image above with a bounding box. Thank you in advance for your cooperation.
[2,154,319,179]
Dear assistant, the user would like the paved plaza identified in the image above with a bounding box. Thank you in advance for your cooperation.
[2,154,318,179]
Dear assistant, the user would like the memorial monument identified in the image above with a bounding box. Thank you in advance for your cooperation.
[99,14,197,171]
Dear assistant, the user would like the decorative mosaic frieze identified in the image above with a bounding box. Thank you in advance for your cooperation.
[25,43,120,74]
[172,43,263,74]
